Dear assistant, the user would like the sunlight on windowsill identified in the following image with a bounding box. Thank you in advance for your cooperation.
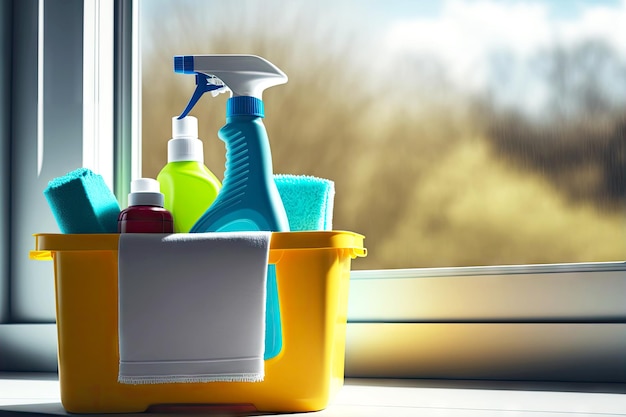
[1,374,625,416]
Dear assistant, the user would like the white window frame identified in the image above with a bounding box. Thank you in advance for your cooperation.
[0,0,136,371]
[0,0,11,325]
[1,0,624,383]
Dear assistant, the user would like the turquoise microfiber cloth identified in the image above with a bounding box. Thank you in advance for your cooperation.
[44,168,121,234]
[274,174,335,231]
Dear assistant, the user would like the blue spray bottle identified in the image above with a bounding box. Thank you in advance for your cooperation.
[174,54,289,360]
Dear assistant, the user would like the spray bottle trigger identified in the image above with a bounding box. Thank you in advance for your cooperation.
[178,73,225,119]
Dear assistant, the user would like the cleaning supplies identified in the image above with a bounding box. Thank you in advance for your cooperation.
[44,167,121,234]
[274,174,335,231]
[157,116,221,233]
[174,54,289,360]
[118,178,173,233]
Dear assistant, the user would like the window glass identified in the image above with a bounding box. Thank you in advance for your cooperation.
[140,0,626,270]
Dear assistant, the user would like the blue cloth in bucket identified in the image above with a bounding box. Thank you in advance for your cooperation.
[44,168,120,234]
[274,174,334,231]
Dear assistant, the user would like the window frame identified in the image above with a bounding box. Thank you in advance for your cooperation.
[0,0,72,372]
[0,0,134,372]
[0,0,624,382]
[0,0,12,325]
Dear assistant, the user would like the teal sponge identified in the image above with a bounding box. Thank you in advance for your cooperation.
[44,168,121,234]
[274,174,334,231]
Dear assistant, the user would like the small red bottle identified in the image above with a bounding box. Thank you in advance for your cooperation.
[118,178,174,233]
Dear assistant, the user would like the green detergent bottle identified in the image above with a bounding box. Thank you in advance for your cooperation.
[157,116,222,233]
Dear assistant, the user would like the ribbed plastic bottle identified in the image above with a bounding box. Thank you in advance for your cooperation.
[191,98,288,360]
[118,178,174,233]
[190,97,289,234]
[157,116,221,233]
[174,54,290,360]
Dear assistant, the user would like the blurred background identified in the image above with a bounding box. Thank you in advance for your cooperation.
[139,0,626,270]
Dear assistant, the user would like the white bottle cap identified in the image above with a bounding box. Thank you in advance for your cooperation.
[168,116,204,163]
[128,178,164,207]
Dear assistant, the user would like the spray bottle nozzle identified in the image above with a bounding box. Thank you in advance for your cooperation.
[178,73,226,119]
[175,55,287,114]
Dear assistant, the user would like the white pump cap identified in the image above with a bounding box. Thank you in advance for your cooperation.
[128,178,164,207]
[168,116,204,163]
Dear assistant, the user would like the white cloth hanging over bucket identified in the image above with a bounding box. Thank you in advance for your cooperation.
[117,232,270,384]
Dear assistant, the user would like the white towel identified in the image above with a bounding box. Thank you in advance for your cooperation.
[117,232,270,384]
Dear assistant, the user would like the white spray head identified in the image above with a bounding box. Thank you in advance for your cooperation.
[175,54,287,98]
[175,54,288,118]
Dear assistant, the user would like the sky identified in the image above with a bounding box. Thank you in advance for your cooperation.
[375,0,626,116]
[143,0,626,67]
[366,0,623,19]
[382,0,626,78]
[142,0,626,117]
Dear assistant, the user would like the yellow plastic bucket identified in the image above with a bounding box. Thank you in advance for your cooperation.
[31,231,365,414]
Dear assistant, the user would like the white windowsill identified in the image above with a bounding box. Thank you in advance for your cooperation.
[0,373,625,416]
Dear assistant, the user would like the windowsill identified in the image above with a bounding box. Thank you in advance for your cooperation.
[0,373,625,416]
[2,261,626,381]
